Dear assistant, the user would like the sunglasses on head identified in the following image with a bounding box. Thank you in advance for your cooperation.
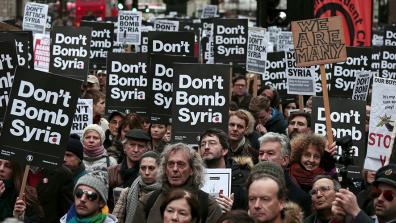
[371,187,395,202]
[75,188,99,201]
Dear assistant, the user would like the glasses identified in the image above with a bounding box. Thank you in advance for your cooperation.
[371,187,395,202]
[200,140,219,148]
[310,185,333,196]
[75,188,99,201]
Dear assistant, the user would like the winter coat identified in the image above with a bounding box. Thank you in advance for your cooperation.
[59,213,118,223]
[83,151,117,173]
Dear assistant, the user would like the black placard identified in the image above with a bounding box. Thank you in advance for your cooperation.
[148,31,194,57]
[262,52,287,97]
[0,31,33,69]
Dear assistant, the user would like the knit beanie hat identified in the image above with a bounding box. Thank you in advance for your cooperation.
[74,171,109,203]
[67,134,84,161]
[83,124,105,143]
[251,161,286,189]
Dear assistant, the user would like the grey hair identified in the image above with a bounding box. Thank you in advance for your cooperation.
[157,143,205,190]
[258,132,290,157]
[313,175,342,191]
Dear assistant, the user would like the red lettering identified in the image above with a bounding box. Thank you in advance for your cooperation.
[380,155,387,166]
[368,132,375,146]
[377,133,384,146]
[367,133,392,148]
[384,135,391,148]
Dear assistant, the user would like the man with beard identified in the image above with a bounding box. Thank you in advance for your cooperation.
[199,128,251,210]
[287,111,311,140]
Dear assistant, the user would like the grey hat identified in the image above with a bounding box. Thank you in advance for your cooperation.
[74,171,109,203]
[251,161,286,188]
[125,129,151,141]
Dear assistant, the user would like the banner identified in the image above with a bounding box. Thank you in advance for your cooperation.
[213,19,248,64]
[246,27,267,75]
[352,70,371,101]
[262,52,287,97]
[172,64,230,144]
[154,20,179,31]
[364,77,396,170]
[117,11,142,45]
[106,53,149,116]
[80,21,114,70]
[148,31,195,57]
[312,96,366,174]
[22,2,48,34]
[33,33,50,72]
[330,47,372,97]
[49,26,92,81]
[0,31,33,69]
[148,54,196,124]
[314,0,372,46]
[291,16,347,67]
[70,99,93,138]
[0,67,81,168]
[0,42,17,127]
[285,51,316,96]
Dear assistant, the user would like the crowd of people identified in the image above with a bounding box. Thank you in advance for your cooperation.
[0,73,395,223]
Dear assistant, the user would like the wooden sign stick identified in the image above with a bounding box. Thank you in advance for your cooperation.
[299,96,304,111]
[320,64,334,145]
[19,165,30,198]
[252,74,258,96]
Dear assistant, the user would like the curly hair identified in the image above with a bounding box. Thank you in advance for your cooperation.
[158,143,204,190]
[290,133,326,165]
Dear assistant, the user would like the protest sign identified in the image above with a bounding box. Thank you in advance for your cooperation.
[383,25,396,46]
[371,47,380,78]
[172,64,230,144]
[0,31,33,69]
[0,42,17,127]
[0,67,82,168]
[312,96,366,175]
[285,51,316,96]
[201,19,214,64]
[80,21,114,70]
[277,31,294,52]
[268,26,281,50]
[291,16,347,67]
[135,26,153,53]
[330,47,372,98]
[70,99,93,138]
[106,53,149,116]
[49,26,92,81]
[352,70,372,101]
[201,5,218,18]
[372,30,384,46]
[377,46,396,79]
[33,33,50,72]
[117,11,142,45]
[148,31,195,57]
[202,168,232,198]
[364,77,396,170]
[154,20,179,31]
[213,19,248,64]
[314,0,372,46]
[246,27,267,75]
[22,2,48,34]
[262,52,287,98]
[148,54,196,124]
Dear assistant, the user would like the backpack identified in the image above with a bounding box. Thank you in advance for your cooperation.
[144,189,209,222]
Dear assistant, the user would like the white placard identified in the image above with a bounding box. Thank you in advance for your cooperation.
[23,2,48,34]
[352,70,372,101]
[201,168,232,197]
[246,27,268,75]
[154,20,179,31]
[33,33,50,72]
[285,50,316,96]
[70,99,93,138]
[117,10,142,44]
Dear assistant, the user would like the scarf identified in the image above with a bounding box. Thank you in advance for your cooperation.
[0,180,17,221]
[66,204,109,223]
[119,158,139,188]
[125,176,161,223]
[84,145,105,158]
[290,163,325,192]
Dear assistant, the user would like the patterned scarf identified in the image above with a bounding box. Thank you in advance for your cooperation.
[84,145,105,158]
[290,163,325,192]
[66,204,109,223]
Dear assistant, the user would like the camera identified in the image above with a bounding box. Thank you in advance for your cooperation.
[332,135,354,166]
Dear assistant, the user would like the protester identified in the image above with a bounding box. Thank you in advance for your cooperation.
[282,98,298,119]
[104,111,125,149]
[60,171,118,223]
[85,75,100,91]
[287,112,311,140]
[231,76,252,110]
[81,89,108,132]
[357,169,376,217]
[0,159,22,221]
[64,134,87,184]
[82,124,117,173]
[258,85,281,108]
[149,123,168,153]
[96,70,107,94]
[133,143,222,222]
[112,151,161,223]
[240,109,261,151]
[160,188,201,223]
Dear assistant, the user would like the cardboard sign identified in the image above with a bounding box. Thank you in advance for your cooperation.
[312,96,366,174]
[117,11,142,45]
[364,77,396,170]
[201,5,218,18]
[277,31,294,52]
[352,70,372,101]
[33,33,50,72]
[49,26,92,81]
[291,16,347,67]
[70,99,93,138]
[106,53,149,116]
[201,168,232,197]
[246,27,267,75]
[0,67,81,168]
[330,47,372,97]
[154,20,179,31]
[262,52,287,97]
[0,41,17,127]
[148,31,195,57]
[383,25,396,46]
[172,64,230,144]
[0,31,33,69]
[22,2,48,34]
[213,19,248,64]
[148,54,196,124]
[80,21,114,70]
[285,51,316,96]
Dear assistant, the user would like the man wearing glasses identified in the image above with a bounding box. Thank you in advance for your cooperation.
[60,171,117,223]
